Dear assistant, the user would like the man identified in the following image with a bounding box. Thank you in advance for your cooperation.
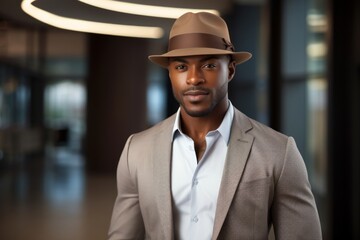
[108,12,322,239]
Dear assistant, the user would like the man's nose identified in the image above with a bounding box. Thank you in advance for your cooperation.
[186,66,204,85]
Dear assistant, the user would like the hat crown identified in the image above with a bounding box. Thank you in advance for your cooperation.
[169,12,231,42]
[148,12,252,68]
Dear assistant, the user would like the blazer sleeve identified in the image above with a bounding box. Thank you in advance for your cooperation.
[271,137,322,240]
[108,135,145,240]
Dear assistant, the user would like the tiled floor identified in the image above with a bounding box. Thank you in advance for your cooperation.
[0,148,117,240]
[0,147,278,240]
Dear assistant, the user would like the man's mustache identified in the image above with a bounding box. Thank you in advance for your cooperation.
[182,87,210,95]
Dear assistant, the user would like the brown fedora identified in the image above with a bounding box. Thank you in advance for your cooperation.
[148,12,252,68]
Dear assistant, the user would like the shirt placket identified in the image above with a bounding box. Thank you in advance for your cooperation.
[188,133,218,240]
[189,160,200,239]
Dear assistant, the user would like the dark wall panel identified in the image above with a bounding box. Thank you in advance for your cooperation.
[86,35,149,172]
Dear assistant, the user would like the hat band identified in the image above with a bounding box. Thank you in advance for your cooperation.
[168,33,235,52]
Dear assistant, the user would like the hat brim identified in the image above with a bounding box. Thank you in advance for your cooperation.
[148,48,252,68]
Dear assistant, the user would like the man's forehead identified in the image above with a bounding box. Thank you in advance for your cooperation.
[168,55,228,63]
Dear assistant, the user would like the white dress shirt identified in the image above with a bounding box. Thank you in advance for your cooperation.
[171,103,234,240]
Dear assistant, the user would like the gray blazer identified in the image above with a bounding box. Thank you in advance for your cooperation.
[108,108,322,239]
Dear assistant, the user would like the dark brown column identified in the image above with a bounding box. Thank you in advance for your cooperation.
[267,0,283,132]
[86,34,149,173]
[327,0,360,238]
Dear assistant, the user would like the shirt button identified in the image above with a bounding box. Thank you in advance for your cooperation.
[192,216,198,223]
[193,179,199,186]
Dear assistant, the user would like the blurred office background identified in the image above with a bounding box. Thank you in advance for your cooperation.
[0,0,359,239]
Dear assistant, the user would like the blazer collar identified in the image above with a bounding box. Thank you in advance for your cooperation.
[212,109,254,239]
[153,114,177,240]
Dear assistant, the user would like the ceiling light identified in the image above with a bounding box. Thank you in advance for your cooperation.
[21,0,164,39]
[79,0,219,19]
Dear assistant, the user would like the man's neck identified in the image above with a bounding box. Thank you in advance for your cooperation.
[180,100,228,144]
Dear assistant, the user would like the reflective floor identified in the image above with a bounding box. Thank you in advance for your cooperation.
[0,147,117,240]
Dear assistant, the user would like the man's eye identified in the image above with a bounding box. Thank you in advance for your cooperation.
[175,65,186,70]
[204,63,216,69]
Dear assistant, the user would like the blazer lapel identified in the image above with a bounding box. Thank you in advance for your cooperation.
[212,109,254,239]
[153,115,176,240]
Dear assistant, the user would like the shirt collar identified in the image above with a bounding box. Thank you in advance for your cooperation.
[172,101,234,145]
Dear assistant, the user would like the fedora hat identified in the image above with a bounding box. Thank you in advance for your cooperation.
[148,12,252,68]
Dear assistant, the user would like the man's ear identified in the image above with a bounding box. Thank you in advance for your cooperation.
[228,61,236,81]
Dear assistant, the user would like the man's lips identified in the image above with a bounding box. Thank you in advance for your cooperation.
[184,89,209,96]
[183,89,209,102]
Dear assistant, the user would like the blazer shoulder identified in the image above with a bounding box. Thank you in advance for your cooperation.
[249,118,287,143]
[232,109,304,184]
[233,109,292,172]
[131,113,176,143]
[120,114,176,172]
[234,108,288,144]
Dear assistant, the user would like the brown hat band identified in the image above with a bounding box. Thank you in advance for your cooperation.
[168,33,235,52]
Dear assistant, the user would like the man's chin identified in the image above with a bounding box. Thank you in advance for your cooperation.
[183,107,212,118]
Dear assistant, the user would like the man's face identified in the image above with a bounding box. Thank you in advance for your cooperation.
[168,55,235,118]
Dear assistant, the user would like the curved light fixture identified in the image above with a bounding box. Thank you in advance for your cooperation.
[21,0,164,38]
[79,0,219,19]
